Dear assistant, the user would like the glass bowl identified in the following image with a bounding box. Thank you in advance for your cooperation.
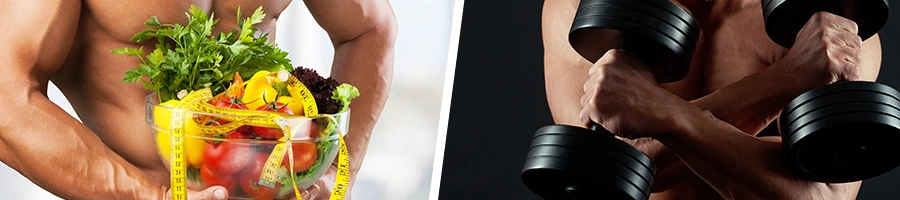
[146,93,348,199]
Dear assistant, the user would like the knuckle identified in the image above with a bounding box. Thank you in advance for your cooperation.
[850,35,863,48]
[579,94,589,107]
[817,27,831,38]
[847,21,860,32]
[586,97,596,108]
[583,80,592,92]
[813,12,833,23]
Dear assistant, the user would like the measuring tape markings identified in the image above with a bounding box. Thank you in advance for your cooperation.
[169,88,213,200]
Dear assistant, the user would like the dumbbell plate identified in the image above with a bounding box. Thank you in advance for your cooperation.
[635,0,700,32]
[576,0,699,44]
[523,156,647,200]
[782,82,900,120]
[533,125,656,171]
[530,134,656,184]
[762,0,890,48]
[784,111,900,182]
[573,2,695,53]
[527,145,652,196]
[781,81,900,137]
[570,0,698,83]
[783,101,900,139]
[781,90,900,131]
[570,15,691,83]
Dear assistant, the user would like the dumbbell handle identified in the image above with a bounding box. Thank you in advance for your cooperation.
[589,122,616,137]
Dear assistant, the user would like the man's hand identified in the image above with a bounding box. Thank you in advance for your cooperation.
[579,50,693,139]
[293,165,341,200]
[769,12,864,94]
[284,164,343,200]
[164,186,229,200]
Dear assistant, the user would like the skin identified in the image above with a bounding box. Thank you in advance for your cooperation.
[544,0,881,199]
[0,0,395,199]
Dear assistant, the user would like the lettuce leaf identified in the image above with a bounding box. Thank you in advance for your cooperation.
[332,84,360,113]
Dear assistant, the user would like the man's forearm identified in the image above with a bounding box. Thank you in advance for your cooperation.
[329,18,397,185]
[654,106,857,199]
[692,70,800,134]
[641,70,799,190]
[0,88,163,199]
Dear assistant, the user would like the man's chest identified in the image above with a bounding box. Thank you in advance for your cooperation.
[79,0,290,43]
[55,0,290,84]
[691,10,788,95]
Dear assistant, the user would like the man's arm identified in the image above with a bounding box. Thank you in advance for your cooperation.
[0,1,230,199]
[304,0,398,191]
[657,107,860,199]
[542,1,882,192]
[0,0,167,199]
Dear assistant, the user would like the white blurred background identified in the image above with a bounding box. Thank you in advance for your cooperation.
[0,0,452,199]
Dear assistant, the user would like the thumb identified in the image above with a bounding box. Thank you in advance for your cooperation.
[165,186,228,200]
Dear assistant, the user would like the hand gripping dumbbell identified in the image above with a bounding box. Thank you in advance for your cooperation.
[764,0,900,183]
[521,0,700,199]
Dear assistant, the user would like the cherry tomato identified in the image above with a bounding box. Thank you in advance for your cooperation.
[204,133,252,175]
[200,164,236,190]
[239,153,281,199]
[282,142,318,172]
[236,125,254,137]
[213,100,248,110]
[210,98,248,125]
[252,127,283,140]
[252,102,293,139]
[225,132,247,140]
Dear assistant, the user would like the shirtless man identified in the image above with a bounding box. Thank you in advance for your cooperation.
[544,0,879,199]
[0,0,395,199]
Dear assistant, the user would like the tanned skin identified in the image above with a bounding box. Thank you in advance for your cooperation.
[0,0,396,199]
[544,0,881,199]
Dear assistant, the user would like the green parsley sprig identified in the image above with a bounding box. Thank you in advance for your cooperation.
[113,5,293,102]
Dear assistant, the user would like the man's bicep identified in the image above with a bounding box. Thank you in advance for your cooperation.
[303,0,396,45]
[543,0,593,126]
[0,0,80,164]
[0,0,79,85]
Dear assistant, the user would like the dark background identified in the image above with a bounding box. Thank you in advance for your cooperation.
[438,0,900,199]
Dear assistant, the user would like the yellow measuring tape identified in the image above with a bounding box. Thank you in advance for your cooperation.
[168,72,349,200]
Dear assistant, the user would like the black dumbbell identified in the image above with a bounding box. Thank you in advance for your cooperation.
[521,0,700,199]
[764,0,900,182]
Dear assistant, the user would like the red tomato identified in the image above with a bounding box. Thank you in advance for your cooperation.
[239,153,281,199]
[213,99,249,110]
[252,102,293,139]
[217,143,252,175]
[282,142,318,172]
[225,132,247,140]
[210,100,248,126]
[204,133,252,175]
[200,164,236,190]
[256,102,293,114]
[236,125,254,137]
[251,127,283,139]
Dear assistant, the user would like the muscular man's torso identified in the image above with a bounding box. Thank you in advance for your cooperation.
[49,0,291,185]
[554,0,788,199]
